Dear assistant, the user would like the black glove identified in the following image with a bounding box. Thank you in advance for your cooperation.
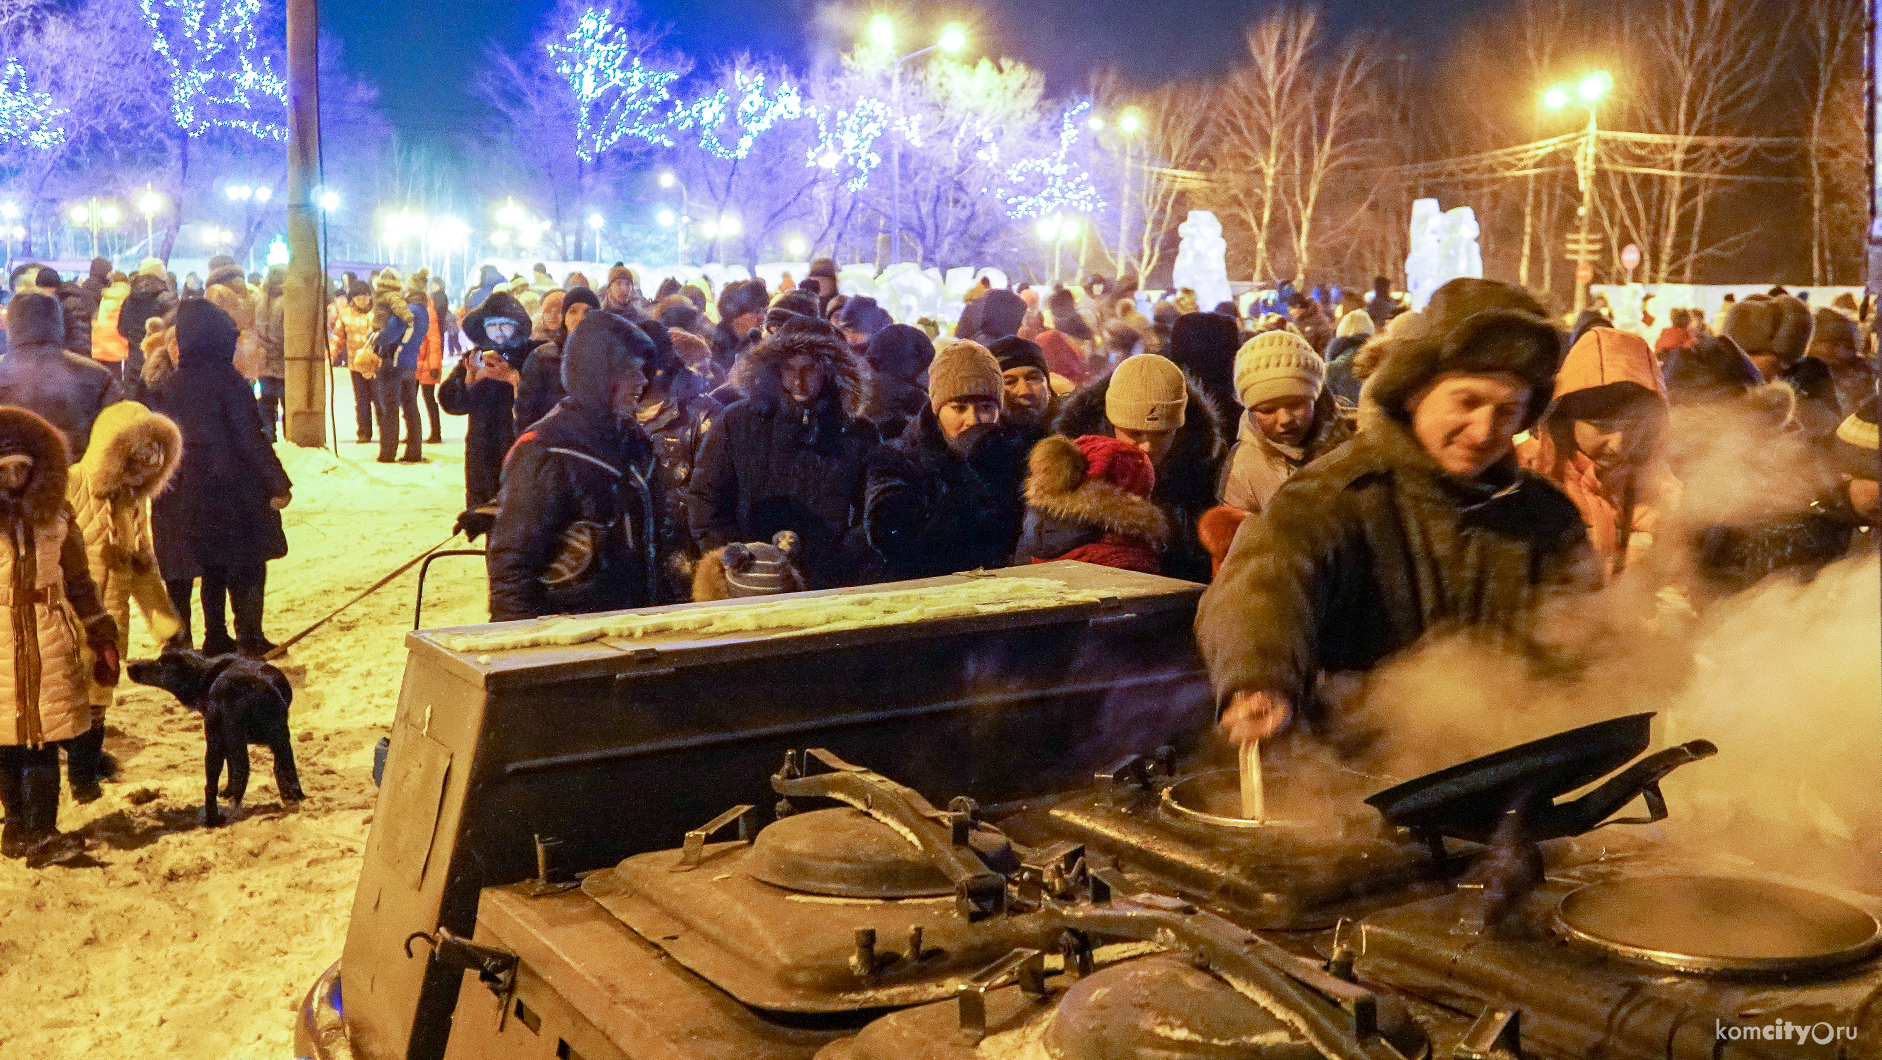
[453,506,497,542]
[85,615,121,687]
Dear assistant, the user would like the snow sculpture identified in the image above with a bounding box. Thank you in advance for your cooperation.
[1404,198,1483,311]
[1172,211,1232,312]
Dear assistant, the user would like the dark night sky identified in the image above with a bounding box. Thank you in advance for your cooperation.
[323,0,1495,140]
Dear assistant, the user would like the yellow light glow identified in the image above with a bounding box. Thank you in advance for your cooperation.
[656,208,676,227]
[495,201,524,227]
[1543,88,1569,111]
[868,14,894,49]
[1579,71,1612,102]
[1060,218,1082,240]
[99,205,121,226]
[1087,116,1104,131]
[938,24,966,53]
[719,214,742,236]
[1119,108,1143,135]
[68,205,89,225]
[587,212,604,230]
[137,192,162,216]
[253,187,272,203]
[1035,217,1059,241]
[490,230,510,247]
[786,237,808,257]
[701,221,719,239]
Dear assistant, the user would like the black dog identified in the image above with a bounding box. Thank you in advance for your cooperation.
[128,648,304,826]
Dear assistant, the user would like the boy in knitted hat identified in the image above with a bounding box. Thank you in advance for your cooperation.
[1201,277,1597,748]
[860,342,1030,581]
[1015,434,1167,574]
[1221,331,1352,516]
[1051,351,1224,582]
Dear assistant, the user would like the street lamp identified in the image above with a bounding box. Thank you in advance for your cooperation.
[871,17,969,265]
[1107,105,1145,276]
[1036,215,1080,284]
[1544,69,1611,316]
[658,174,691,266]
[226,185,253,202]
[318,190,340,212]
[587,211,604,262]
[137,187,163,249]
[786,236,808,259]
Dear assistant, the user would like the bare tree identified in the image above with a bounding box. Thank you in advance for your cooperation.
[1214,8,1318,282]
[1279,32,1378,285]
[1796,0,1865,284]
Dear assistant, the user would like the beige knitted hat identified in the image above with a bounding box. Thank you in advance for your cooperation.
[1336,309,1375,338]
[1235,331,1326,408]
[1106,353,1188,431]
[927,341,1003,412]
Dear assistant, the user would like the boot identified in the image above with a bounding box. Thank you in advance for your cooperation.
[0,754,27,858]
[66,727,104,803]
[231,577,274,658]
[11,748,64,859]
[425,431,442,445]
[201,630,238,657]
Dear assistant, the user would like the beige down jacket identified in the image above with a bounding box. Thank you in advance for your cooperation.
[0,408,111,747]
[67,401,183,706]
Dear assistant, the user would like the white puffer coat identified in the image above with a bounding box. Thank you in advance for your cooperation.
[67,401,183,706]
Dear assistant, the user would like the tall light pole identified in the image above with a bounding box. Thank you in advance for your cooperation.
[138,186,164,253]
[587,212,604,263]
[1097,107,1143,278]
[1545,71,1611,317]
[872,17,966,267]
[659,172,690,266]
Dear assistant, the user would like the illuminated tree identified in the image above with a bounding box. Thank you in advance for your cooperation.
[139,0,285,142]
[476,0,683,256]
[0,58,65,152]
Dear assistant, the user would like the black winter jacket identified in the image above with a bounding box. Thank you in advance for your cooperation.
[515,343,565,432]
[688,331,877,588]
[1052,372,1225,583]
[149,308,292,580]
[486,400,657,621]
[861,408,1029,582]
[639,369,720,602]
[440,293,542,510]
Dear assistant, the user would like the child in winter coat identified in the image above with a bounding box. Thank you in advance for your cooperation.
[366,267,415,374]
[0,406,118,862]
[63,401,183,801]
[1014,434,1168,574]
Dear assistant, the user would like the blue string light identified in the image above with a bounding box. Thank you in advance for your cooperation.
[547,7,681,162]
[138,0,286,142]
[0,59,66,151]
[992,100,1104,221]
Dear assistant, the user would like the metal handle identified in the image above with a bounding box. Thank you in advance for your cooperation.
[675,804,756,870]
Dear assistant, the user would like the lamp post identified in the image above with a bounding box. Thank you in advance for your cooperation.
[137,186,163,251]
[871,17,966,267]
[587,212,604,263]
[659,172,691,267]
[1099,107,1143,277]
[1544,71,1611,317]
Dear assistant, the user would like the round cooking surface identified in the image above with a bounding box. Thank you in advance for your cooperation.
[1161,769,1308,830]
[746,807,955,899]
[1555,875,1882,977]
[1044,955,1319,1059]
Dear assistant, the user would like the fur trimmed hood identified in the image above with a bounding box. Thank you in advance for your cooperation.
[76,401,182,501]
[0,406,71,523]
[729,329,870,419]
[1024,435,1169,546]
[1050,368,1225,513]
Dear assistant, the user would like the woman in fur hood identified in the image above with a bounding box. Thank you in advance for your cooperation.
[1015,434,1168,573]
[62,401,183,799]
[0,407,118,861]
[688,328,879,591]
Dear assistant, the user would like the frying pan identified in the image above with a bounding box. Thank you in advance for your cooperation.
[1365,713,1717,843]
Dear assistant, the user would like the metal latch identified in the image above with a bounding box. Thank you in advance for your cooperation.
[405,927,520,1029]
[522,834,579,896]
[675,804,755,870]
[1453,1007,1523,1059]
[955,947,1049,1044]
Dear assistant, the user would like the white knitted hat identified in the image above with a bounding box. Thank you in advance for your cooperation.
[1235,331,1325,408]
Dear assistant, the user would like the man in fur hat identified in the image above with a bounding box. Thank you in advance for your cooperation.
[1199,278,1599,747]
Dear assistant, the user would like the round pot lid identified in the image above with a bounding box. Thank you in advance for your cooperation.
[1161,769,1308,831]
[1555,874,1882,977]
[746,807,955,899]
[1044,955,1320,1060]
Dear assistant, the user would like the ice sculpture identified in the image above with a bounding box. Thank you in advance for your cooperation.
[1173,211,1233,312]
[1404,198,1483,312]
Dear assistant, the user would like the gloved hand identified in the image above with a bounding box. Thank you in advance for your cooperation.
[454,505,497,542]
[85,616,121,687]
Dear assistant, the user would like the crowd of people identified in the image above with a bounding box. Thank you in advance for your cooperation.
[0,242,1874,867]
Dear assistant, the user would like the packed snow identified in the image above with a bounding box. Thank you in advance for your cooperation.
[0,375,487,1056]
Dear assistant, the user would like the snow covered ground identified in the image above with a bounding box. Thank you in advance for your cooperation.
[0,375,489,1057]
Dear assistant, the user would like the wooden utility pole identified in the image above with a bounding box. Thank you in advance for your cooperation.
[283,0,326,446]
